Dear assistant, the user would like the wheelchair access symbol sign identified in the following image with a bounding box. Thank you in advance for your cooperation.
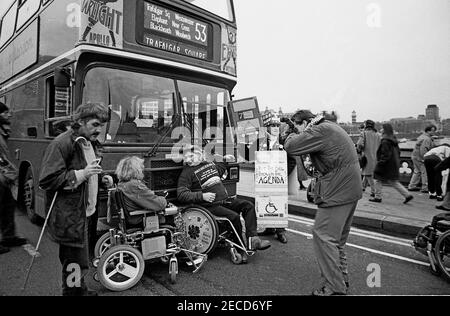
[255,196,288,229]
[265,202,278,214]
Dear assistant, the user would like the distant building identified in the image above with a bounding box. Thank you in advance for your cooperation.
[352,111,357,124]
[426,104,440,123]
[442,119,450,135]
[390,117,426,134]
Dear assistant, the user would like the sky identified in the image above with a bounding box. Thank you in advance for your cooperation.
[1,0,449,122]
[232,0,450,122]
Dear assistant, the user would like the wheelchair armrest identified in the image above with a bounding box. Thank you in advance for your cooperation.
[164,203,179,216]
[129,209,156,216]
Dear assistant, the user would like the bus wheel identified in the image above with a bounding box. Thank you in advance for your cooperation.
[22,168,39,224]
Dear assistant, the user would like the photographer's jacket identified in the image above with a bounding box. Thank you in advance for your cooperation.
[284,121,362,207]
[39,130,101,248]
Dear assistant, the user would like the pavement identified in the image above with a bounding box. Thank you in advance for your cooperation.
[237,169,448,238]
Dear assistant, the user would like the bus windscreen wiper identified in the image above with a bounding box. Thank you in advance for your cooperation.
[144,113,181,158]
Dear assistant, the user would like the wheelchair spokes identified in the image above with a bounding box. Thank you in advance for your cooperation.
[435,230,450,281]
[98,245,145,291]
[180,207,218,255]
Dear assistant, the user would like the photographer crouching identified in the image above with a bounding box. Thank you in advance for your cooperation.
[282,110,362,296]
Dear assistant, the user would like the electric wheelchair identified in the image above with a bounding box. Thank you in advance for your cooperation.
[413,212,450,282]
[93,188,212,291]
[94,189,256,291]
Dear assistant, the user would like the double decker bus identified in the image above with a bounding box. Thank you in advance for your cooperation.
[0,0,245,223]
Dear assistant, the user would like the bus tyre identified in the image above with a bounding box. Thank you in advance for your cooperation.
[22,168,39,224]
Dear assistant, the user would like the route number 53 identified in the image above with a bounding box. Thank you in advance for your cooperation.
[195,23,207,43]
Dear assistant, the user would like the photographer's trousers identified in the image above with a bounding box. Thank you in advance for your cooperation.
[312,201,358,293]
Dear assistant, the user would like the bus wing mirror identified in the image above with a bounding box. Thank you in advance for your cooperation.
[54,67,71,88]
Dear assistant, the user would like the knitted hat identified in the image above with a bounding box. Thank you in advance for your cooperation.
[365,120,375,129]
[0,102,9,114]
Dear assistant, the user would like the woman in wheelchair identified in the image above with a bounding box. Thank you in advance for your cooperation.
[115,156,167,219]
[177,146,271,264]
[95,156,208,291]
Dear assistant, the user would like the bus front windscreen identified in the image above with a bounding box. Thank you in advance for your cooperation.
[178,79,232,144]
[82,67,233,145]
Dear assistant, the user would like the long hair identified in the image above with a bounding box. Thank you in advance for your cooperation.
[116,156,145,182]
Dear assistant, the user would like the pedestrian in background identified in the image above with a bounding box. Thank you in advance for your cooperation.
[39,103,108,296]
[284,110,362,296]
[357,120,381,198]
[371,123,414,204]
[408,125,437,192]
[0,102,27,255]
[435,155,450,211]
[424,144,450,201]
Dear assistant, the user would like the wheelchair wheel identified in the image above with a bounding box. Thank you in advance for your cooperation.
[230,247,242,265]
[97,245,145,291]
[94,232,112,258]
[306,180,315,203]
[434,230,450,282]
[181,207,219,255]
[169,258,178,284]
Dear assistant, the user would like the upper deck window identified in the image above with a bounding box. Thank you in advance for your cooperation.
[16,0,41,30]
[181,0,234,22]
[0,1,18,48]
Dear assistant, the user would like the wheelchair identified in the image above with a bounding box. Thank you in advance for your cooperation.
[413,212,450,282]
[93,188,213,292]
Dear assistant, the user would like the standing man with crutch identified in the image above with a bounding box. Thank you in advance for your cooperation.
[39,103,108,296]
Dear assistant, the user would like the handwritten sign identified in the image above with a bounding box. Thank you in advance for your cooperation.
[255,151,288,193]
[255,151,288,229]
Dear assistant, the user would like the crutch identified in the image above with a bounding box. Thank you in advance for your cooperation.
[22,191,58,291]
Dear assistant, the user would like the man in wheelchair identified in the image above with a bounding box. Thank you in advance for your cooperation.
[177,146,271,263]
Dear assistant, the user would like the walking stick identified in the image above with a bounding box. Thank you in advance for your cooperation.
[22,191,58,291]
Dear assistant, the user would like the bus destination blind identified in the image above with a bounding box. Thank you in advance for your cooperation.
[140,1,211,60]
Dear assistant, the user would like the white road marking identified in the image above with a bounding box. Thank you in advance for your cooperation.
[288,214,413,247]
[285,228,430,267]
